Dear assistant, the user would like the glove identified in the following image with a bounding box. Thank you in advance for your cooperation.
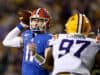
[17,10,32,25]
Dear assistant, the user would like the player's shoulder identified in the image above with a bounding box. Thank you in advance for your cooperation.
[37,33,52,40]
[22,30,32,37]
[54,33,84,39]
[22,30,31,34]
[51,33,67,40]
[86,37,96,41]
[45,33,52,36]
[39,32,52,37]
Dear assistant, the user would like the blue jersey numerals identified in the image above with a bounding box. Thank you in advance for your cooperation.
[59,39,91,58]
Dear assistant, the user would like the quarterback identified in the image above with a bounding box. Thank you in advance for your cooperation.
[2,8,52,75]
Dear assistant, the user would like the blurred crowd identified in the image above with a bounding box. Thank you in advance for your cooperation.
[0,0,100,75]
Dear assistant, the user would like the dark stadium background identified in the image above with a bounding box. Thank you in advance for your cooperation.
[0,0,100,75]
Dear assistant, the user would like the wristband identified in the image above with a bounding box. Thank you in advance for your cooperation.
[35,54,45,65]
[17,24,24,31]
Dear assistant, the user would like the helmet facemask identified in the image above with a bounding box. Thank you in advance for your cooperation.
[30,17,49,32]
[29,8,51,33]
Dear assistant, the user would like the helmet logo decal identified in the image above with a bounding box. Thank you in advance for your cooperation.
[35,8,41,17]
[77,13,83,34]
[78,13,83,34]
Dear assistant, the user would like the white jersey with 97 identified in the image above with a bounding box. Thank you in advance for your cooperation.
[49,34,100,75]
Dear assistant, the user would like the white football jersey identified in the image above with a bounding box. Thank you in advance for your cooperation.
[49,34,100,75]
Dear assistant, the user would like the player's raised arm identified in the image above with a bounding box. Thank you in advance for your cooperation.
[2,22,27,47]
[2,10,31,47]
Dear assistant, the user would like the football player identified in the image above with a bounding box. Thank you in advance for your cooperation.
[34,13,100,75]
[2,8,52,75]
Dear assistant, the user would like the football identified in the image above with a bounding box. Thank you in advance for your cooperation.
[17,10,32,25]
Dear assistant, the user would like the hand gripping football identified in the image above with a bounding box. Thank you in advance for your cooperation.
[17,10,32,25]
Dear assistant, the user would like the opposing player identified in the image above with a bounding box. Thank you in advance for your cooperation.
[34,13,100,75]
[2,8,52,75]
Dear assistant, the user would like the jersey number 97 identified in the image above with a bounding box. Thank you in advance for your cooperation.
[59,39,91,58]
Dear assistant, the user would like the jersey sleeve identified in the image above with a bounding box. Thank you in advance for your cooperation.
[2,26,22,47]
